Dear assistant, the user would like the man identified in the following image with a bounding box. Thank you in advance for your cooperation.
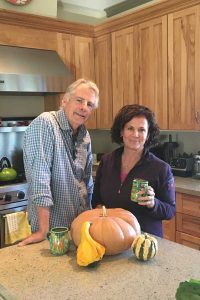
[18,78,99,246]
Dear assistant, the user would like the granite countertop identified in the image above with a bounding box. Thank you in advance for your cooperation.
[0,239,200,300]
[174,176,200,196]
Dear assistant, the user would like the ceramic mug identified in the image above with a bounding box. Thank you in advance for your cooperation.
[47,227,70,256]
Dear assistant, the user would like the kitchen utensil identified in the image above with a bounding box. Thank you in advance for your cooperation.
[0,157,17,182]
[47,227,69,256]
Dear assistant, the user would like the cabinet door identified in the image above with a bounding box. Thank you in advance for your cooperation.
[57,33,75,79]
[44,33,75,111]
[176,231,200,251]
[112,27,137,118]
[163,217,176,241]
[168,6,200,130]
[176,212,200,238]
[74,36,96,129]
[94,34,113,129]
[176,192,200,217]
[137,16,168,129]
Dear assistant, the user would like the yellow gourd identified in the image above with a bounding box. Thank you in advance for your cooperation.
[77,221,105,267]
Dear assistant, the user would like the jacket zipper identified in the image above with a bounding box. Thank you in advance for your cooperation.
[118,182,123,194]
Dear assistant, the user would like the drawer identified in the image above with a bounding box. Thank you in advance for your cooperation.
[176,231,200,251]
[176,212,200,238]
[176,192,200,217]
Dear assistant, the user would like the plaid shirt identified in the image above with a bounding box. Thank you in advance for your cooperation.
[23,109,93,232]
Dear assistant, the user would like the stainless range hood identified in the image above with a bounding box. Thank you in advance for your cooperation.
[0,45,72,94]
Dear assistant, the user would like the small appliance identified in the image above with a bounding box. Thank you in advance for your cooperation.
[193,154,200,179]
[170,156,194,177]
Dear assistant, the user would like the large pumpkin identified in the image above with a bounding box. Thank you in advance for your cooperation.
[70,206,141,255]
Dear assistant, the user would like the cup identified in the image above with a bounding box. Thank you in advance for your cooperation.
[47,227,70,256]
[131,179,148,202]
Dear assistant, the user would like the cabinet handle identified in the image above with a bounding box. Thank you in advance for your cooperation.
[195,111,200,123]
[195,112,199,123]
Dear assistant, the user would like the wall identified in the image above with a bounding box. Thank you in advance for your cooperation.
[0,0,57,18]
[0,96,44,118]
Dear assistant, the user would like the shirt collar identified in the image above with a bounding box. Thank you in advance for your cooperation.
[56,108,87,139]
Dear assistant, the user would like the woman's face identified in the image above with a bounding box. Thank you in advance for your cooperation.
[121,116,149,152]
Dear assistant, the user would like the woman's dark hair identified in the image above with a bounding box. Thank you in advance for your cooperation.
[111,104,160,150]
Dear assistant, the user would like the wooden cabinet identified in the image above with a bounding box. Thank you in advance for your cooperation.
[44,33,76,112]
[74,36,96,129]
[163,217,176,241]
[137,16,168,129]
[112,27,137,118]
[46,34,97,128]
[111,16,168,129]
[94,34,113,129]
[2,1,200,130]
[57,33,75,79]
[176,192,200,250]
[176,232,200,250]
[0,23,57,50]
[168,6,200,130]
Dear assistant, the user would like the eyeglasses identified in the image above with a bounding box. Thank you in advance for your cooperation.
[72,97,96,110]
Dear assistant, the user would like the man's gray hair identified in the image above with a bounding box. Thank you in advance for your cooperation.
[64,78,99,109]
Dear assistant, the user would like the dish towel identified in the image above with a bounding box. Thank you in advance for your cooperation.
[5,211,31,245]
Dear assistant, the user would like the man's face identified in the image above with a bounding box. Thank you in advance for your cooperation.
[62,84,96,132]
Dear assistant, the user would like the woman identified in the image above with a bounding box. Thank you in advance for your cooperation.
[92,104,175,237]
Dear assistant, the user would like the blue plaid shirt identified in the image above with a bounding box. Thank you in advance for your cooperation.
[23,109,93,232]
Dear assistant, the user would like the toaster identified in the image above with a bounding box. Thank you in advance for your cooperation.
[170,157,194,177]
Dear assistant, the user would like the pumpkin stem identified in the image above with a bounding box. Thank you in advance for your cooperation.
[100,206,107,217]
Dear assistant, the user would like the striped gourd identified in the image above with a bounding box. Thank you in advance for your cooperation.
[131,233,158,261]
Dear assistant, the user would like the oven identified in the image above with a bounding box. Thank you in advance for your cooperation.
[0,179,28,248]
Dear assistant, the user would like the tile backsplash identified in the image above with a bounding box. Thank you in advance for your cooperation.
[89,129,200,156]
[0,96,44,118]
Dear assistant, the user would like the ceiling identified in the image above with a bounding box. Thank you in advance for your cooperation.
[61,0,123,11]
[57,0,123,23]
[57,0,155,24]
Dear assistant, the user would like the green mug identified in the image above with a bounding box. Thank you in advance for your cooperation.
[47,227,70,256]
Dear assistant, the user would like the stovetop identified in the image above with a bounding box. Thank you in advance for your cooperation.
[0,177,28,210]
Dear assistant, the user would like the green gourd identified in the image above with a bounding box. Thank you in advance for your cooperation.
[131,233,158,261]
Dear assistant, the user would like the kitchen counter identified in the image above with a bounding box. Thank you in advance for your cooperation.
[0,239,200,300]
[174,176,200,196]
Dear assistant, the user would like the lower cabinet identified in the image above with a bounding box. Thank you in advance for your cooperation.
[176,231,200,251]
[163,217,176,241]
[163,192,200,251]
[175,192,200,251]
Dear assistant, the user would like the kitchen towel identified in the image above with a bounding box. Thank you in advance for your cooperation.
[5,211,31,245]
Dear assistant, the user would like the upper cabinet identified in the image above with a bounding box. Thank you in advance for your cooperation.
[48,34,97,128]
[111,17,168,129]
[94,34,113,129]
[168,6,200,130]
[44,33,76,112]
[1,1,200,130]
[112,27,136,118]
[74,36,96,129]
[137,16,168,129]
